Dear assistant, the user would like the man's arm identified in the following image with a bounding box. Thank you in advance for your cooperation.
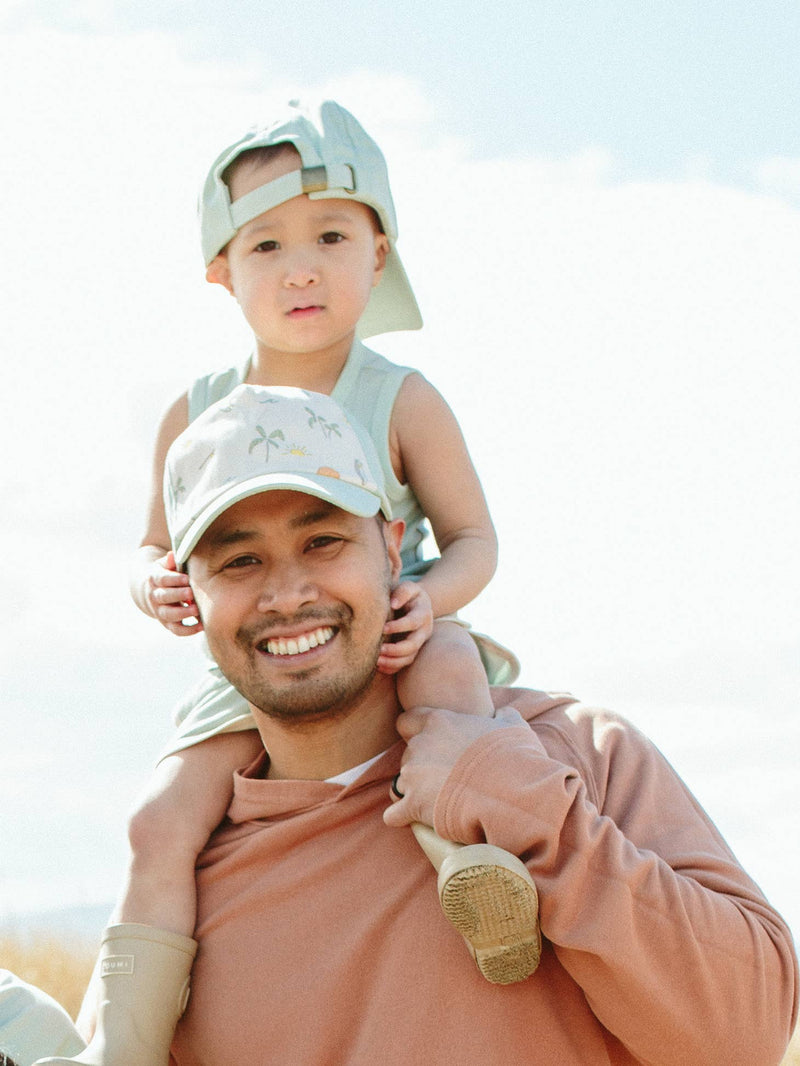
[387,691,798,1066]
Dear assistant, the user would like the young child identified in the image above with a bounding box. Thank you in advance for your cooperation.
[45,100,541,1066]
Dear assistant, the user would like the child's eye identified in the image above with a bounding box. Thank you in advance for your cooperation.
[255,240,279,253]
[319,231,345,245]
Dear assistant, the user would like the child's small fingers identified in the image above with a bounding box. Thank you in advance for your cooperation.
[169,619,204,637]
[381,635,418,658]
[156,593,197,615]
[378,653,414,674]
[376,658,402,675]
[154,574,192,592]
[155,585,194,606]
[390,581,418,607]
[165,624,201,637]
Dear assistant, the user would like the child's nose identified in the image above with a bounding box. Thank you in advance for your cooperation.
[283,249,319,287]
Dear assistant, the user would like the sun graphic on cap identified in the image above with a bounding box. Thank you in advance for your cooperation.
[285,444,310,457]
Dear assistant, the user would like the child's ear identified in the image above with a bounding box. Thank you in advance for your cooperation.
[206,253,233,293]
[372,234,390,287]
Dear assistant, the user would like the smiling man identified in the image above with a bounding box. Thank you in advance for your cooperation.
[165,385,405,784]
[161,384,796,1065]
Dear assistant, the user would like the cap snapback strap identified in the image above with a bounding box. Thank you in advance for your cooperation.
[230,164,356,230]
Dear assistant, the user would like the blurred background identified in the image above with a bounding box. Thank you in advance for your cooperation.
[0,2,797,957]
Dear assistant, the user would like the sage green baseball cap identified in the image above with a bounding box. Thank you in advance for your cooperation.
[199,98,422,340]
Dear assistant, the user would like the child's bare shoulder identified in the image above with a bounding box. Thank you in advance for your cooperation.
[153,391,190,464]
[392,371,463,438]
[390,372,471,484]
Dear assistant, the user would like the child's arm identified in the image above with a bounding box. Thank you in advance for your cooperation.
[129,393,201,635]
[380,373,498,672]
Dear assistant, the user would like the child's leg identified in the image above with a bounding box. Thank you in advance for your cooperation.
[395,619,494,718]
[44,731,261,1066]
[116,731,262,932]
[395,621,542,986]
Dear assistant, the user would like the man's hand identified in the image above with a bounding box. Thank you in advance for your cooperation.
[377,581,434,674]
[383,705,528,828]
[146,550,203,636]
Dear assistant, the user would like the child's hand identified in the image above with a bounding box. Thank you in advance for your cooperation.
[146,550,203,636]
[378,581,434,674]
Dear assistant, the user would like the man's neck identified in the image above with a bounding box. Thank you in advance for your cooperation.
[252,673,402,782]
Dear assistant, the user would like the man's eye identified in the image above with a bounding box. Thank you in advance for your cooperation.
[319,231,344,245]
[224,555,259,569]
[308,535,342,550]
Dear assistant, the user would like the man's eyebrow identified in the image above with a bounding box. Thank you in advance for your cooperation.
[289,504,348,529]
[206,527,260,549]
[207,503,349,546]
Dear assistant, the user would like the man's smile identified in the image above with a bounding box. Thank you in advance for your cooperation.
[259,625,336,657]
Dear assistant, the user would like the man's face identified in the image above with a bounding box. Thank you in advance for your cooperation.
[187,490,403,725]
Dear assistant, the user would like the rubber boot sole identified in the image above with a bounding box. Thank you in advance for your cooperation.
[438,844,541,984]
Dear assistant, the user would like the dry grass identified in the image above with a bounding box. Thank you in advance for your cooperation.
[1,933,95,1022]
[1,933,798,1062]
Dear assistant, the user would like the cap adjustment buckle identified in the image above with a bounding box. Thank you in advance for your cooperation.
[301,164,356,194]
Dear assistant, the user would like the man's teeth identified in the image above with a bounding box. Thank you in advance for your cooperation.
[265,626,335,657]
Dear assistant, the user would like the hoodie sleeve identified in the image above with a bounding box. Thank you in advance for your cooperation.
[432,693,798,1066]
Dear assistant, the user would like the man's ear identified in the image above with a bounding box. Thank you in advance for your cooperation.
[206,253,234,293]
[382,517,405,582]
[372,234,390,288]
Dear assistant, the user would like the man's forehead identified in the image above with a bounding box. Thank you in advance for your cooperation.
[201,490,364,546]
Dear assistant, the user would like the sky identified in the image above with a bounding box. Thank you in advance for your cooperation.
[0,1,798,946]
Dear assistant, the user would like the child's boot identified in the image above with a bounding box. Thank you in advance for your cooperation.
[411,822,541,984]
[34,923,197,1066]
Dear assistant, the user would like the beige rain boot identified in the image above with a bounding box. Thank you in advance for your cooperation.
[34,923,197,1066]
[412,823,541,984]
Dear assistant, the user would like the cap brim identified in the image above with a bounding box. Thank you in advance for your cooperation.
[357,248,422,339]
[174,473,382,567]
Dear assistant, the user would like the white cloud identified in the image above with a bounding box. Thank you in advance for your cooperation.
[754,155,800,203]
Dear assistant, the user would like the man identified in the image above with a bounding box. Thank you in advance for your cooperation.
[166,384,796,1065]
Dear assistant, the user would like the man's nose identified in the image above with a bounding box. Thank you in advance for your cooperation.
[255,562,318,613]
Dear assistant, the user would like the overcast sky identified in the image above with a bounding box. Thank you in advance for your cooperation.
[1,2,798,941]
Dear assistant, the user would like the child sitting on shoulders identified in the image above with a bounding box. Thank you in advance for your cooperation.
[43,100,541,1066]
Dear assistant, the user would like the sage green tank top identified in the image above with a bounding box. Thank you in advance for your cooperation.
[187,340,431,579]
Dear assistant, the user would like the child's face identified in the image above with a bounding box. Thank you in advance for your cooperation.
[207,150,389,359]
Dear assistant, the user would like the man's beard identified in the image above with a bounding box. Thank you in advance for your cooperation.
[211,605,386,727]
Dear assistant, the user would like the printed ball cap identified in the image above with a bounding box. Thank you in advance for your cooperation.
[0,970,85,1065]
[165,385,393,567]
[199,98,422,339]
